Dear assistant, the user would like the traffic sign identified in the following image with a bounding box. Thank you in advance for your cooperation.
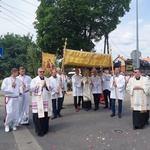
[0,47,3,59]
[131,50,141,59]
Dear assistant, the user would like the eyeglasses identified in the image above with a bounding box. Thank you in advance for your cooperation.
[39,71,45,73]
[134,71,137,73]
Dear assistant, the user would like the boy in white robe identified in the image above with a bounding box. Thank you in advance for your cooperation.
[49,70,63,119]
[109,67,125,118]
[30,68,52,136]
[102,69,111,109]
[91,68,102,111]
[17,66,32,125]
[1,68,23,132]
[72,68,83,112]
[56,68,68,109]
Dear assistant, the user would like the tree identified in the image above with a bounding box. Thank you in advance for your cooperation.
[35,0,131,55]
[27,44,41,77]
[0,33,38,79]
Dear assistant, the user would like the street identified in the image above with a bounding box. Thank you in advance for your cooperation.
[0,93,150,150]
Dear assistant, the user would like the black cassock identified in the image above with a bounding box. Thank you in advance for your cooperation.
[132,110,149,129]
[33,112,49,136]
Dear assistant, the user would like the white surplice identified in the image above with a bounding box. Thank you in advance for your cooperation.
[82,76,92,101]
[126,76,150,111]
[30,76,52,118]
[109,75,125,100]
[72,74,83,96]
[57,73,68,92]
[91,75,102,94]
[1,77,23,126]
[17,75,32,124]
[102,73,111,91]
[49,76,63,99]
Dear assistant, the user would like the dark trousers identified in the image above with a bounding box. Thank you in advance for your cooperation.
[93,94,100,109]
[33,112,49,135]
[62,91,66,107]
[52,97,63,117]
[84,101,91,110]
[133,110,148,128]
[103,89,111,108]
[74,96,83,109]
[111,99,122,115]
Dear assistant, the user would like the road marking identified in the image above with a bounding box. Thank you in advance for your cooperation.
[13,126,43,150]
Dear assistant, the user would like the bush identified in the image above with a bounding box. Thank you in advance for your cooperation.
[0,80,2,88]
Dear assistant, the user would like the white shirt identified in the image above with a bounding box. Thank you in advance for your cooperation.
[49,76,63,99]
[1,77,22,97]
[91,75,102,94]
[102,73,111,91]
[72,74,83,96]
[109,74,125,100]
[17,75,32,93]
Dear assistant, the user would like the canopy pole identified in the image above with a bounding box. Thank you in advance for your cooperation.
[110,49,118,105]
[61,38,67,73]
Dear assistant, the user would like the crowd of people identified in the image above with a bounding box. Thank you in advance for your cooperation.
[1,66,150,137]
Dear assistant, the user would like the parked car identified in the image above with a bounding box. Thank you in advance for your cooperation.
[67,72,75,91]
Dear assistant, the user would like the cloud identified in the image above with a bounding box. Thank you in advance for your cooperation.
[128,19,144,26]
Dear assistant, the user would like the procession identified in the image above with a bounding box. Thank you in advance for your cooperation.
[1,63,150,138]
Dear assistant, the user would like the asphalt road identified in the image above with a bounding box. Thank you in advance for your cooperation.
[0,92,150,150]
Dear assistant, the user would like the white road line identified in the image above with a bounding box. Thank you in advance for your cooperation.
[13,126,43,150]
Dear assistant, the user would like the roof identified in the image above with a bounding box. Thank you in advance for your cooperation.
[114,55,126,61]
[141,57,150,63]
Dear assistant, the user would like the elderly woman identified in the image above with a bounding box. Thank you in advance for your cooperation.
[82,69,92,111]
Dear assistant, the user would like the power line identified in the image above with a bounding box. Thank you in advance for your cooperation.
[110,38,130,58]
[0,15,30,32]
[1,11,34,32]
[22,0,38,7]
[1,6,34,27]
[0,1,35,17]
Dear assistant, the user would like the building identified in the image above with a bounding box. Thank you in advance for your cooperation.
[113,55,126,72]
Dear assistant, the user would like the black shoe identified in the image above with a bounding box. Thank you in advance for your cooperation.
[86,109,89,111]
[37,133,44,137]
[103,106,108,109]
[133,126,138,130]
[94,108,98,111]
[61,107,65,109]
[58,114,63,117]
[24,123,29,125]
[110,114,115,117]
[118,114,122,118]
[51,116,57,120]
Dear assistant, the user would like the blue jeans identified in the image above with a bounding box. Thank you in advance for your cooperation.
[52,97,63,117]
[111,99,122,115]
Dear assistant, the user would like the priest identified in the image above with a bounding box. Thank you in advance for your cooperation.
[30,68,52,136]
[126,68,150,130]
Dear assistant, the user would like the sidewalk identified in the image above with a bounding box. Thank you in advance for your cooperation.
[0,90,130,106]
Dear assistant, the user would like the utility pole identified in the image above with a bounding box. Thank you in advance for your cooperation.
[136,0,139,68]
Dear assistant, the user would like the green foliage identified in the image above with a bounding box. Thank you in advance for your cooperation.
[35,0,131,56]
[0,80,2,88]
[27,44,42,77]
[0,33,39,79]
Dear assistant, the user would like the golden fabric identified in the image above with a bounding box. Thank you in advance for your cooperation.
[63,49,112,67]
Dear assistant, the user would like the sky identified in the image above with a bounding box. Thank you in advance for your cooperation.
[0,0,150,59]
